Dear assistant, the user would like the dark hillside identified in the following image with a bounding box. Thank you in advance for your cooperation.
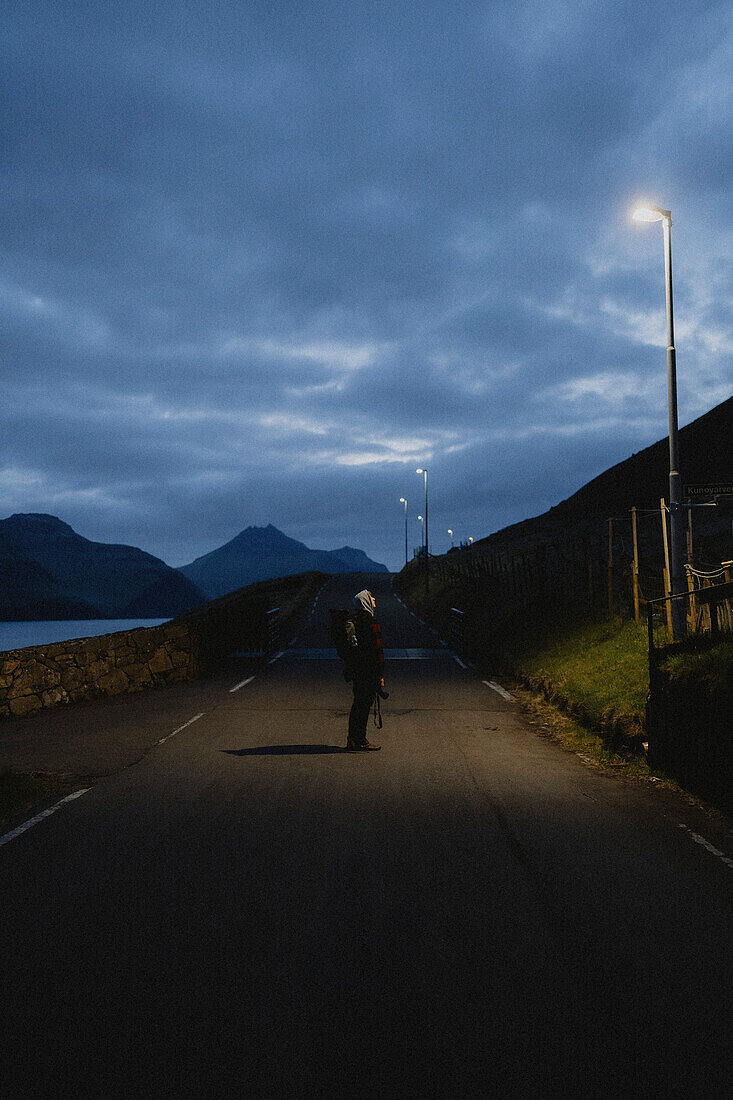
[472,396,733,569]
[0,514,206,619]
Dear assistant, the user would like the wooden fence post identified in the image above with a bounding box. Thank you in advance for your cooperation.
[631,506,640,622]
[686,568,696,631]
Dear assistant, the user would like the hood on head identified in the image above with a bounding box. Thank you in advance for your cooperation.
[352,589,374,616]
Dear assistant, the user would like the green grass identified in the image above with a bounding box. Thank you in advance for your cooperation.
[660,638,733,686]
[395,562,650,737]
[509,616,649,722]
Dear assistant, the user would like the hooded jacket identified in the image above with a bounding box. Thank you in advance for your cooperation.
[352,589,375,616]
[350,590,384,679]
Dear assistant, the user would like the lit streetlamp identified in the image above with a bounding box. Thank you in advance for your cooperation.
[633,203,685,639]
[399,497,408,567]
[417,514,424,559]
[416,467,429,593]
[448,528,454,548]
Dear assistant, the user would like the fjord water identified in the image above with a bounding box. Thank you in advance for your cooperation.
[0,619,169,653]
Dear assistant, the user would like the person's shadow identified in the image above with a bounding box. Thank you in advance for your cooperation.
[222,745,347,756]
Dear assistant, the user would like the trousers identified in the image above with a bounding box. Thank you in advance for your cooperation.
[348,672,377,744]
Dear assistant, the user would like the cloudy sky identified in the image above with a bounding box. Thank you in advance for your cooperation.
[2,0,732,571]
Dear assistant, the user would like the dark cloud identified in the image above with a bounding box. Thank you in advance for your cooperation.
[1,0,731,572]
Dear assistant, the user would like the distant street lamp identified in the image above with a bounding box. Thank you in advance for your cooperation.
[448,528,454,548]
[416,467,429,593]
[399,497,408,567]
[633,203,685,639]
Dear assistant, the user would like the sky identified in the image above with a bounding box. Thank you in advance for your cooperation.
[2,0,732,572]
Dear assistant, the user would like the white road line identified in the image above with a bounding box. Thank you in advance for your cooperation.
[229,676,255,694]
[0,787,90,849]
[157,712,205,744]
[268,650,285,664]
[483,680,516,702]
[679,825,733,872]
[454,657,467,669]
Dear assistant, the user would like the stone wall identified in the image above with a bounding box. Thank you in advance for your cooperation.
[0,620,197,718]
[0,572,326,720]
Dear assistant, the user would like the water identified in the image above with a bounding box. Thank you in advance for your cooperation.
[0,619,170,653]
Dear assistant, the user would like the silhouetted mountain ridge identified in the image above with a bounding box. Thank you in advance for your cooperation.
[180,524,388,598]
[0,514,206,620]
[471,396,733,566]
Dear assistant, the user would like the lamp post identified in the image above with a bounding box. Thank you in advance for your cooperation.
[416,467,429,593]
[448,528,454,548]
[399,497,408,567]
[633,203,685,639]
[417,514,424,559]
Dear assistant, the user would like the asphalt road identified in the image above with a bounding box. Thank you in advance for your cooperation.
[1,574,731,1097]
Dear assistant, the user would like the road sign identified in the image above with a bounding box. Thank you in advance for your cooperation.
[684,482,733,499]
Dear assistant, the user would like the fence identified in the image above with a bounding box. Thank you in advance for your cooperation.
[430,507,731,636]
[645,565,733,662]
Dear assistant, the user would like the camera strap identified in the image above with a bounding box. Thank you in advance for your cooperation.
[373,692,383,729]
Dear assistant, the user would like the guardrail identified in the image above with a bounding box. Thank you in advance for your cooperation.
[266,607,280,656]
[646,579,733,677]
[450,608,465,655]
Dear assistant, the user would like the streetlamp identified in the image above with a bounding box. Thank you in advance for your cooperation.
[416,467,429,593]
[448,528,454,548]
[417,515,424,559]
[633,203,685,639]
[399,497,408,567]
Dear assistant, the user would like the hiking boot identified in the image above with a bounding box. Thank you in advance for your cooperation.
[346,739,381,751]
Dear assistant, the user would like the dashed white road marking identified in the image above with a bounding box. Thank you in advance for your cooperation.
[157,712,205,744]
[679,825,733,872]
[483,680,516,702]
[268,650,285,664]
[229,676,255,694]
[454,657,467,669]
[0,787,90,849]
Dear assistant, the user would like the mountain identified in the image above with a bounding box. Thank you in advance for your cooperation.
[180,524,388,598]
[0,514,206,620]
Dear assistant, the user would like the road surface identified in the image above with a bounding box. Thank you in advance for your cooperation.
[1,574,731,1096]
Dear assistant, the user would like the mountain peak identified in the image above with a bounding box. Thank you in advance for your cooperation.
[3,513,77,537]
[231,524,306,551]
[180,523,388,598]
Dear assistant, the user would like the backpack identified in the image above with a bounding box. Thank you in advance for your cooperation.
[329,608,358,664]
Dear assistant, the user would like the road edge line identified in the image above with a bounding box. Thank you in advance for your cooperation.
[0,787,91,850]
[678,824,733,872]
[158,712,206,744]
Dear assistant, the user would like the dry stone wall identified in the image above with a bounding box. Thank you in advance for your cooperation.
[0,571,326,720]
[0,620,197,718]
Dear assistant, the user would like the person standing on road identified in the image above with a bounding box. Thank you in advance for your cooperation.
[346,589,385,751]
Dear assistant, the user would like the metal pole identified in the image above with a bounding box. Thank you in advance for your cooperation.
[424,469,429,594]
[662,214,685,640]
[417,468,429,594]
